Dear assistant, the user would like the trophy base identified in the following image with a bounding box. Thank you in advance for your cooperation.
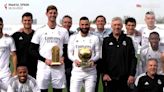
[80,62,92,68]
[51,62,61,66]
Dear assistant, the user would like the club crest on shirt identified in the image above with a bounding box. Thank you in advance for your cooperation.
[58,31,61,35]
[45,32,47,35]
[148,55,152,59]
[109,42,113,45]
[158,79,162,85]
[122,41,126,46]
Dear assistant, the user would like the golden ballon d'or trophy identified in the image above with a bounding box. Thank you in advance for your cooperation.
[78,47,92,68]
[51,46,61,65]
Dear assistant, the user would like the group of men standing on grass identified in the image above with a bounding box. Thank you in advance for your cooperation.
[0,4,164,92]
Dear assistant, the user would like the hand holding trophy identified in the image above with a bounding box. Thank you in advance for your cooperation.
[78,47,93,68]
[51,46,62,65]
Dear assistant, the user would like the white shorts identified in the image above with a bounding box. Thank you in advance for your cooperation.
[36,61,66,89]
[70,69,97,92]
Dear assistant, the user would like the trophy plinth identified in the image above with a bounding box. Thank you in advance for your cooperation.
[51,46,61,65]
[78,48,92,67]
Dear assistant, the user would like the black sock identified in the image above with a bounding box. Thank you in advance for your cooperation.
[41,89,48,92]
[53,88,62,92]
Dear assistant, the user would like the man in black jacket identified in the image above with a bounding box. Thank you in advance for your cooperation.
[62,15,74,92]
[134,58,164,92]
[12,12,37,78]
[102,17,137,92]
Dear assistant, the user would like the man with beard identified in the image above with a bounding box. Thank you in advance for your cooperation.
[7,65,40,92]
[102,17,137,92]
[68,16,100,92]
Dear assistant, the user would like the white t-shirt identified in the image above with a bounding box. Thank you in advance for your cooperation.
[31,24,69,61]
[139,45,163,74]
[140,26,164,48]
[0,35,16,78]
[68,32,100,72]
[7,75,40,92]
[126,33,141,55]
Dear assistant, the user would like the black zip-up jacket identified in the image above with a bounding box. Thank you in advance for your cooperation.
[102,32,137,79]
[135,73,164,92]
[63,31,74,70]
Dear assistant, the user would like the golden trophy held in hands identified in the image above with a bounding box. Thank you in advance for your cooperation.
[78,47,92,67]
[51,46,61,65]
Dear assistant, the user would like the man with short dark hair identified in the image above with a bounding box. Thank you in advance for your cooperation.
[139,32,163,74]
[29,5,69,92]
[68,16,100,92]
[7,65,40,92]
[125,17,141,54]
[12,12,37,78]
[91,15,111,92]
[124,17,142,78]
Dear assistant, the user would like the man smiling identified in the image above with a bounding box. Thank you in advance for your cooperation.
[7,65,40,92]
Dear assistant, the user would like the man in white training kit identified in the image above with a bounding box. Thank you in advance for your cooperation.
[68,16,100,92]
[0,17,17,92]
[139,32,163,74]
[140,11,164,48]
[7,65,40,92]
[124,17,141,54]
[29,5,69,92]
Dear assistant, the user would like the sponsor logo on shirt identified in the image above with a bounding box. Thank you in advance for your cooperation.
[76,45,91,49]
[45,37,60,43]
[158,79,162,85]
[122,41,126,46]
